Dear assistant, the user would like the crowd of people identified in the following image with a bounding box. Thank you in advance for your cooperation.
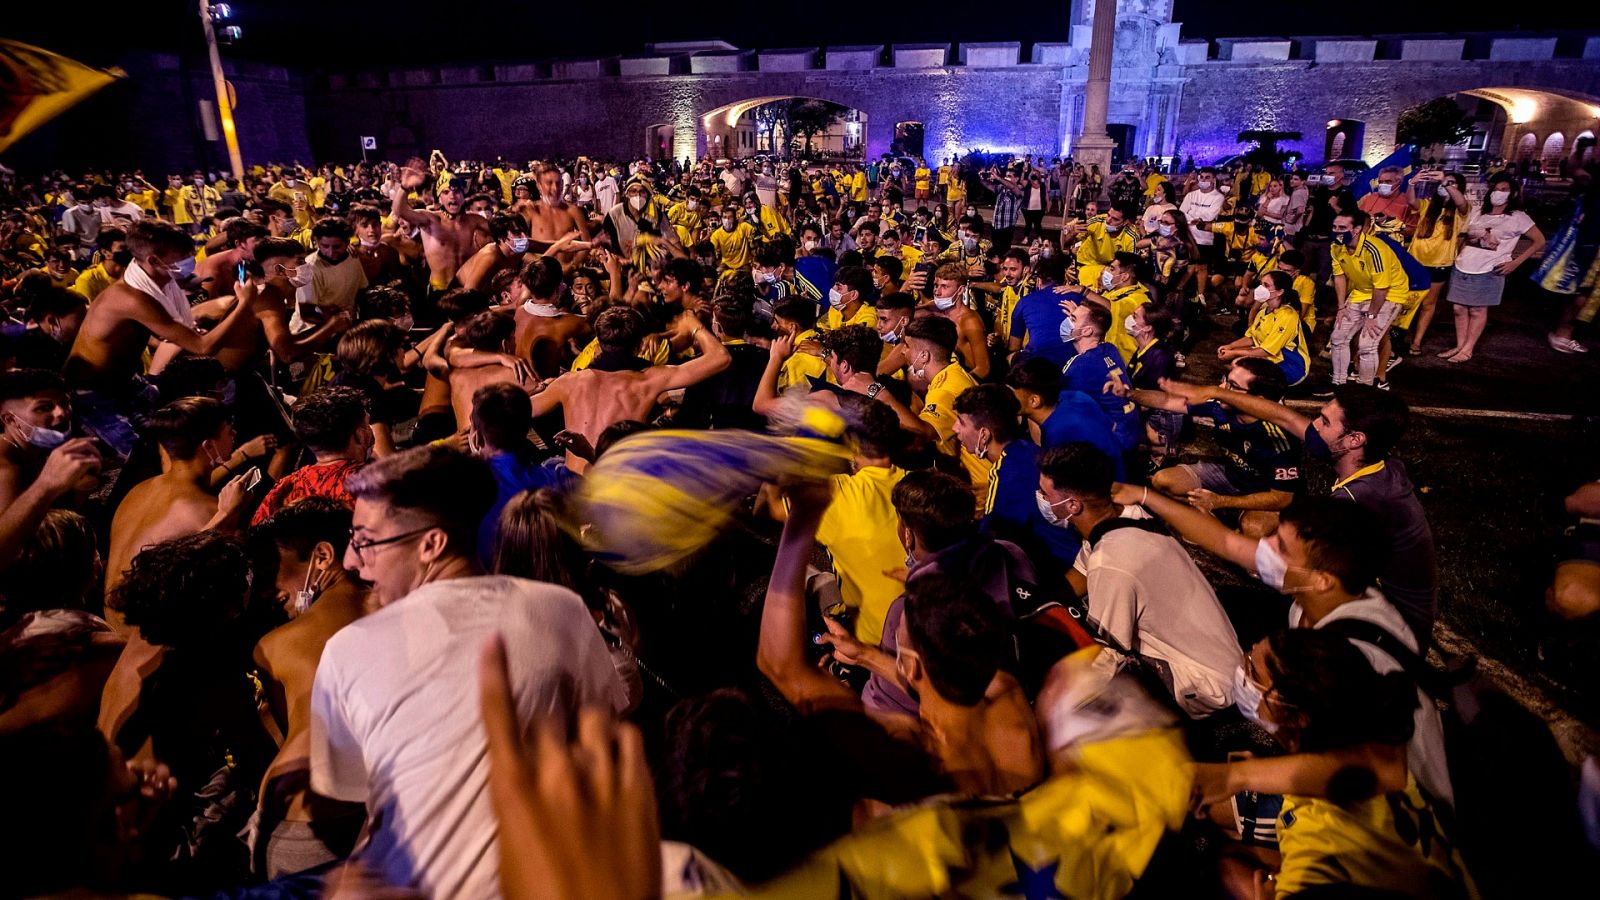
[0,142,1596,900]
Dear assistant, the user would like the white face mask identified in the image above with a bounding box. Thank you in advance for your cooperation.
[1059,316,1076,342]
[686,199,698,211]
[1123,314,1139,336]
[1157,224,1175,237]
[828,287,847,309]
[1253,283,1271,302]
[932,294,957,310]
[757,270,777,284]
[287,267,314,288]
[1232,665,1278,735]
[803,239,819,252]
[1436,184,1451,199]
[629,195,647,211]
[1253,538,1288,591]
[359,237,380,248]
[1198,179,1215,191]
[1100,269,1115,290]
[1035,490,1073,527]
[1376,183,1395,197]
[1489,190,1511,207]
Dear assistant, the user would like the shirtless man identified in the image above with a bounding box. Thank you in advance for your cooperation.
[529,306,729,473]
[513,163,592,269]
[456,213,532,291]
[392,162,490,292]
[444,310,532,431]
[104,397,252,626]
[349,205,404,284]
[194,217,268,299]
[249,499,368,877]
[510,256,590,376]
[927,262,991,379]
[210,237,352,374]
[64,221,261,458]
[0,369,96,511]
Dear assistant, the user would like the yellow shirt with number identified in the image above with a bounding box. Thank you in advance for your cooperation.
[667,201,704,247]
[817,465,908,646]
[1103,284,1152,360]
[1276,778,1474,899]
[921,363,992,486]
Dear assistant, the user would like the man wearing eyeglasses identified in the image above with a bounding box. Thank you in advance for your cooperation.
[309,446,627,898]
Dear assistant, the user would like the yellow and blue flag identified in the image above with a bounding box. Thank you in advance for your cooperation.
[1350,145,1419,200]
[0,40,123,154]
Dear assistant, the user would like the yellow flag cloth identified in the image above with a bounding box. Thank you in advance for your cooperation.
[0,40,122,154]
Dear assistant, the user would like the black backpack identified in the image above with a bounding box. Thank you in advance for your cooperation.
[1318,618,1596,895]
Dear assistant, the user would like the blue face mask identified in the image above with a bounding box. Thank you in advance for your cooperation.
[508,237,529,254]
[1333,231,1354,248]
[21,421,70,450]
[170,256,196,279]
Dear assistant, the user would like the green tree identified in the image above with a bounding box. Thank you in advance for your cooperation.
[785,99,845,154]
[1396,98,1474,150]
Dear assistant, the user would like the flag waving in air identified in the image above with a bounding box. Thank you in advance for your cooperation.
[1349,144,1419,200]
[0,40,123,155]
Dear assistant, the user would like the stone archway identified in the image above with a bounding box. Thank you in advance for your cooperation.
[698,96,868,162]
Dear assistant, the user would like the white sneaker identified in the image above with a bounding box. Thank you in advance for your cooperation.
[1549,333,1590,354]
[1386,355,1404,372]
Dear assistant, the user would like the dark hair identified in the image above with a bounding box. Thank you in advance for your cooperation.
[952,384,1021,442]
[1077,302,1112,338]
[1264,627,1418,753]
[1277,248,1306,271]
[252,237,305,272]
[839,394,903,459]
[834,264,874,298]
[891,469,975,552]
[662,258,706,296]
[1261,270,1294,295]
[292,386,369,453]
[311,216,353,241]
[489,213,528,241]
[336,320,406,378]
[856,220,879,237]
[904,314,957,355]
[866,256,902,286]
[0,368,67,404]
[596,420,652,457]
[155,357,226,404]
[1338,208,1370,230]
[111,532,250,648]
[1038,442,1114,500]
[0,509,99,627]
[1232,357,1287,400]
[819,324,882,375]
[773,296,819,332]
[876,290,916,313]
[223,216,268,247]
[124,220,193,260]
[250,497,353,562]
[594,306,646,353]
[1002,248,1032,268]
[437,287,491,323]
[1482,175,1521,214]
[1111,201,1141,222]
[349,204,382,226]
[1331,384,1408,461]
[143,396,228,461]
[519,255,564,301]
[345,445,497,551]
[357,285,410,321]
[1140,303,1175,341]
[1005,355,1064,397]
[470,382,533,452]
[459,309,515,352]
[712,297,754,340]
[1279,498,1388,594]
[754,242,793,269]
[902,574,1009,706]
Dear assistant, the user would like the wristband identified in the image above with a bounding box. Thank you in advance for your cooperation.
[866,382,884,399]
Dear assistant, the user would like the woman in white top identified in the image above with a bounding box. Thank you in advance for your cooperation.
[1256,176,1291,230]
[1440,176,1545,363]
[1140,181,1177,235]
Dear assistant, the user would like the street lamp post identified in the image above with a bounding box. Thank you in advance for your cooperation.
[199,0,245,178]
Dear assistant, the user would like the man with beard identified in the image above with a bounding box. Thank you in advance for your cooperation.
[295,217,368,319]
[393,162,491,292]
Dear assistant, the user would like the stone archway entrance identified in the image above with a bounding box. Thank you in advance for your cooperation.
[699,96,867,162]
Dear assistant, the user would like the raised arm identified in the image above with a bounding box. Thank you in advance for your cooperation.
[134,286,258,357]
[753,334,791,417]
[1160,377,1312,440]
[390,167,438,230]
[1110,482,1259,570]
[647,315,731,393]
[755,482,862,713]
[0,440,100,570]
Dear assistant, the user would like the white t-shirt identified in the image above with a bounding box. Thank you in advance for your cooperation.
[310,575,627,899]
[1141,202,1176,234]
[1290,590,1454,807]
[595,175,619,212]
[1179,189,1227,246]
[295,252,368,312]
[1074,507,1241,717]
[1454,208,1534,275]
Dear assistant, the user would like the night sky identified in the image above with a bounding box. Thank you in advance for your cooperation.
[8,2,1593,69]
